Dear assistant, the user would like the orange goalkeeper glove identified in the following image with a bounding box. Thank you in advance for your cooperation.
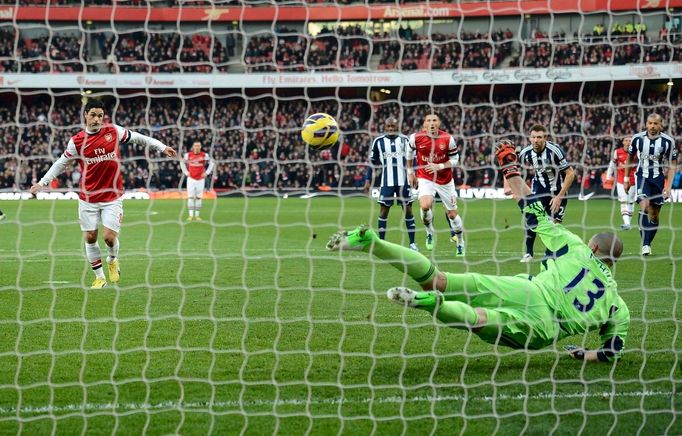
[494,140,521,179]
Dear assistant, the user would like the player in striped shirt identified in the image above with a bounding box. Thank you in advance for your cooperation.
[605,136,637,230]
[517,124,575,262]
[406,113,465,255]
[624,113,678,256]
[30,98,178,288]
[180,141,214,222]
[363,117,418,250]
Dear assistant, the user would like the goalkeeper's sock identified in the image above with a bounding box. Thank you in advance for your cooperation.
[370,238,438,286]
[377,217,388,240]
[195,198,202,218]
[432,301,479,328]
[106,238,119,264]
[85,242,105,280]
[405,215,416,244]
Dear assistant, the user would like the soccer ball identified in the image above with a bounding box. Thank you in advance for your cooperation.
[301,113,339,150]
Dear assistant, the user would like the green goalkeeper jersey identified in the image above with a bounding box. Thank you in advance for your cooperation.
[523,199,630,361]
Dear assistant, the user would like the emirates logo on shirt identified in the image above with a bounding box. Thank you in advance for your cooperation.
[104,133,113,142]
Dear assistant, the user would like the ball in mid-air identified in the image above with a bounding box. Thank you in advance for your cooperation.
[301,113,339,149]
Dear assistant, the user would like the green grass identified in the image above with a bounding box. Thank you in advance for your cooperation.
[0,196,680,435]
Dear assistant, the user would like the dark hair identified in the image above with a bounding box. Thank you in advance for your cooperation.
[83,98,106,114]
[529,124,546,133]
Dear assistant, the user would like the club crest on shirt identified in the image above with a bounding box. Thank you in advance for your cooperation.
[104,133,113,142]
[439,143,447,150]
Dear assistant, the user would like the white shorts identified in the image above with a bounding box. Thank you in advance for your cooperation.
[616,183,636,203]
[78,199,123,233]
[187,177,206,198]
[417,178,458,211]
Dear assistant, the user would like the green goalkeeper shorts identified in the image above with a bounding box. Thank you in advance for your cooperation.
[444,272,559,350]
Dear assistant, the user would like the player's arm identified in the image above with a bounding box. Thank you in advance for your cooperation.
[179,153,189,176]
[406,134,417,188]
[569,303,629,363]
[623,136,637,191]
[205,154,215,176]
[115,125,177,158]
[364,138,380,193]
[30,139,78,195]
[496,141,581,251]
[425,136,459,174]
[549,147,574,214]
[663,142,678,198]
[605,150,617,180]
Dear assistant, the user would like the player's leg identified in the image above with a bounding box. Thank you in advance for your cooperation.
[326,226,439,288]
[403,203,417,251]
[186,179,195,220]
[417,182,436,249]
[643,177,664,251]
[377,186,395,240]
[79,200,106,288]
[377,204,391,240]
[386,286,481,328]
[436,181,464,255]
[101,199,123,283]
[616,183,632,229]
[626,184,636,229]
[194,178,206,220]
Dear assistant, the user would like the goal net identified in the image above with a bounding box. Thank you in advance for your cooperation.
[0,2,681,433]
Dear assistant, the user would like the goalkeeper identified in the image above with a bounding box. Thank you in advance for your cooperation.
[327,140,629,363]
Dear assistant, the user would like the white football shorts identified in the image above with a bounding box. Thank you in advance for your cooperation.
[187,177,206,198]
[78,198,123,232]
[616,182,636,203]
[417,178,458,211]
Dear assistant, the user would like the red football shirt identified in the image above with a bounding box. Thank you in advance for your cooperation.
[408,130,458,185]
[64,125,129,203]
[611,147,637,184]
[183,151,211,180]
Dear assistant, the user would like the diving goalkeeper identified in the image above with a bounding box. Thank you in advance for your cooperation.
[327,140,629,363]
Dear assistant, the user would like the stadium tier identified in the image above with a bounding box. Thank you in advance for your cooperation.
[1,1,682,434]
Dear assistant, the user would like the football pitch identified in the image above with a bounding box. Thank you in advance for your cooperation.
[0,196,680,434]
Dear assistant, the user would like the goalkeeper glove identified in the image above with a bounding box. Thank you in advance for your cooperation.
[494,140,521,179]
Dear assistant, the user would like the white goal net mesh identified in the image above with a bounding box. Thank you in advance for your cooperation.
[0,1,681,434]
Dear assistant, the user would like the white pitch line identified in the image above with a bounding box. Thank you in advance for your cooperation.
[0,390,677,415]
[42,281,70,284]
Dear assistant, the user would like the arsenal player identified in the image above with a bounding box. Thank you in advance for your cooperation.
[180,141,214,221]
[30,98,178,288]
[606,136,637,230]
[406,113,465,255]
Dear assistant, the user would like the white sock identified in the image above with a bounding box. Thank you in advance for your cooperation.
[188,198,195,217]
[450,215,464,244]
[627,202,635,218]
[621,203,632,226]
[195,198,202,217]
[106,238,119,264]
[420,208,434,235]
[85,242,105,279]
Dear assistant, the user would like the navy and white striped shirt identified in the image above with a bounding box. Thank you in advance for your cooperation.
[367,134,410,188]
[519,141,571,194]
[628,131,677,179]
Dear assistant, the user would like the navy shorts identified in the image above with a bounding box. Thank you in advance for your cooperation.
[530,187,567,222]
[378,185,413,207]
[636,174,665,206]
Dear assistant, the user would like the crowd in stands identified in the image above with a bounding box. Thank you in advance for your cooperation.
[4,21,682,72]
[376,28,513,70]
[244,25,370,72]
[1,91,680,193]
